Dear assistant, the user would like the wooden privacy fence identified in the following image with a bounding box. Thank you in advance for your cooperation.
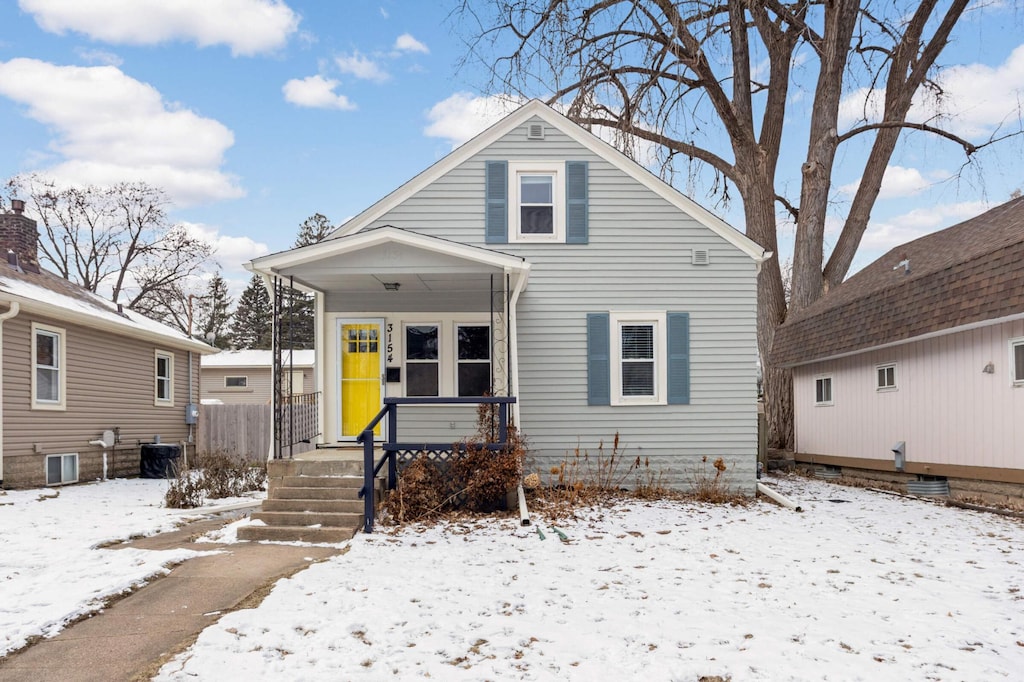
[198,404,272,462]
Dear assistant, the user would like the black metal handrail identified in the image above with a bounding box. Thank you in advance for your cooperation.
[357,396,516,533]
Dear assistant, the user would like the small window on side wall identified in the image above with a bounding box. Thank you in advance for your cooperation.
[1012,339,1024,385]
[32,323,66,410]
[46,453,78,485]
[876,363,897,391]
[815,376,833,406]
[155,351,174,405]
[225,376,248,388]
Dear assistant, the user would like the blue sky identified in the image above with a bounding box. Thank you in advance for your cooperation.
[1,1,1022,297]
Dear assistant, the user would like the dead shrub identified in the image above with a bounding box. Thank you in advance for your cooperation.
[382,453,446,523]
[688,456,744,504]
[164,451,267,509]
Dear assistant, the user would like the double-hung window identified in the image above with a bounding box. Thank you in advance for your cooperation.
[509,161,564,242]
[457,325,491,397]
[1012,338,1024,385]
[155,351,174,405]
[405,324,439,397]
[815,376,833,406]
[610,312,667,405]
[32,323,65,410]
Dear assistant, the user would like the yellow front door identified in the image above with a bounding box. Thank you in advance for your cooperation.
[340,322,382,437]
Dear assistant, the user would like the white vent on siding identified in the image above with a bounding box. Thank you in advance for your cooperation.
[692,249,710,265]
[527,123,545,140]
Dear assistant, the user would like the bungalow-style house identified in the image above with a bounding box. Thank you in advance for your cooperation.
[772,197,1024,503]
[200,349,314,405]
[247,100,771,492]
[0,201,216,489]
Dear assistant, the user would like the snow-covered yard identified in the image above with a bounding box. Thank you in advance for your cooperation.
[155,476,1024,681]
[3,475,1023,680]
[0,478,254,657]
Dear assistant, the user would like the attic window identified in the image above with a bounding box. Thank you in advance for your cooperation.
[692,249,710,266]
[527,123,545,140]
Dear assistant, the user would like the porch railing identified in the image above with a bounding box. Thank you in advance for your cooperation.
[276,391,321,459]
[357,396,517,533]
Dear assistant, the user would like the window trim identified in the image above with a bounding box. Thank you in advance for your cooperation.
[815,375,833,406]
[610,311,667,406]
[508,161,565,243]
[224,375,249,389]
[455,322,492,397]
[45,453,78,486]
[155,350,174,406]
[1011,337,1024,386]
[876,363,897,391]
[403,322,441,398]
[31,322,66,411]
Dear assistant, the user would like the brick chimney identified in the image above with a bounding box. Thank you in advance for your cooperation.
[0,200,41,273]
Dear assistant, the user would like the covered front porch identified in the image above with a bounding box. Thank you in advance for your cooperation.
[248,226,531,460]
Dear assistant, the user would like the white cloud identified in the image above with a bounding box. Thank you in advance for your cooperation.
[394,33,428,54]
[424,92,524,147]
[380,7,389,19]
[19,0,299,56]
[181,221,270,296]
[0,58,242,206]
[859,200,989,253]
[74,47,122,66]
[838,165,950,200]
[282,75,356,111]
[839,44,1024,139]
[335,52,389,82]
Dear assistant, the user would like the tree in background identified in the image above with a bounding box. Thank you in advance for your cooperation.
[458,0,1022,448]
[278,213,333,349]
[7,175,213,312]
[232,274,273,349]
[195,271,233,349]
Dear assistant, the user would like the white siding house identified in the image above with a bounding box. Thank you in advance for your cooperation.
[773,198,1024,503]
[247,101,770,492]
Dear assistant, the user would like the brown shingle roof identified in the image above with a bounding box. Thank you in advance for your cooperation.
[771,196,1024,367]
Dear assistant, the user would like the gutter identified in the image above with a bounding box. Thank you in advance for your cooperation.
[0,302,22,485]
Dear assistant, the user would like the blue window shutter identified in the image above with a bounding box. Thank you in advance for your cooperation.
[667,312,690,404]
[566,161,588,244]
[587,313,610,405]
[485,160,508,244]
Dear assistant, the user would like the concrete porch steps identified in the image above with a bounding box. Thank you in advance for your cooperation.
[238,459,374,543]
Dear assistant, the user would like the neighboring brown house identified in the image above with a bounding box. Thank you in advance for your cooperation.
[772,197,1024,502]
[0,201,216,489]
[200,349,314,405]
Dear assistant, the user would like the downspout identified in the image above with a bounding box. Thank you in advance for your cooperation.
[0,302,21,486]
[506,262,530,428]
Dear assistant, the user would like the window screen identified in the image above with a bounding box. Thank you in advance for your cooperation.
[406,325,439,396]
[621,324,655,396]
[457,325,491,397]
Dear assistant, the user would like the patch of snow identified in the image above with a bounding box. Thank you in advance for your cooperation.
[154,476,1024,680]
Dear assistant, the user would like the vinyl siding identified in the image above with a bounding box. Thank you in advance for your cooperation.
[793,319,1024,473]
[2,312,198,488]
[200,367,314,405]
[329,117,759,491]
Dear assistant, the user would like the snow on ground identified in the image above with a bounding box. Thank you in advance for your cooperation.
[155,476,1024,681]
[0,478,258,657]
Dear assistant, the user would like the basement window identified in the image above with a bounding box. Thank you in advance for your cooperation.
[46,453,78,486]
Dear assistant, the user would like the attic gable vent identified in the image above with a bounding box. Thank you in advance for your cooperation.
[527,123,545,140]
[692,249,710,265]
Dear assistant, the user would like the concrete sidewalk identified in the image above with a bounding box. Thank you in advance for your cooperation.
[0,515,344,682]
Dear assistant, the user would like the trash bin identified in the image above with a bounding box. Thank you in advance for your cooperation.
[140,443,181,478]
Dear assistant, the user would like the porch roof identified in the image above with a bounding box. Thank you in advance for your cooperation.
[246,226,531,295]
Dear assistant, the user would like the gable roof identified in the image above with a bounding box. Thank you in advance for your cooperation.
[330,100,770,263]
[772,196,1024,367]
[0,263,216,353]
[202,349,315,368]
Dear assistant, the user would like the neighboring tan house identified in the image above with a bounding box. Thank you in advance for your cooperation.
[772,197,1024,502]
[0,201,216,489]
[246,100,771,492]
[201,350,314,405]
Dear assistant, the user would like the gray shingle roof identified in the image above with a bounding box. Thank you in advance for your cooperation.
[771,196,1024,367]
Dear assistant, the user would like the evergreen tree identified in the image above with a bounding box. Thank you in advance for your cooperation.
[279,214,332,349]
[231,274,273,349]
[196,272,233,349]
